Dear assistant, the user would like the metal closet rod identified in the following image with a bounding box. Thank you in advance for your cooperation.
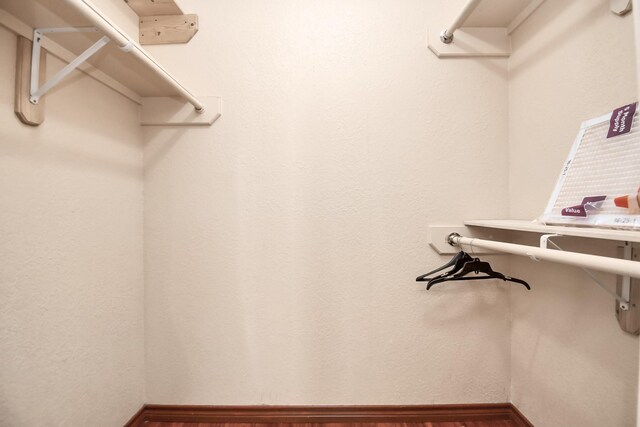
[448,233,640,279]
[440,0,482,44]
[60,0,205,112]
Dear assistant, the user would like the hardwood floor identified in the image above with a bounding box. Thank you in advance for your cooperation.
[128,405,531,426]
[145,422,517,427]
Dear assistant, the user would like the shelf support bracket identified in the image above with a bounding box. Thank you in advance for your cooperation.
[30,27,109,105]
[619,242,633,312]
[540,234,562,250]
[541,235,639,334]
[616,242,639,334]
[542,235,632,311]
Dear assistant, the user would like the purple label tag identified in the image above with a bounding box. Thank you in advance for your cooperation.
[561,196,606,217]
[562,205,587,217]
[607,103,637,138]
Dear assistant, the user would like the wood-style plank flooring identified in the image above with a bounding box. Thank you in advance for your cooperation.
[146,422,517,427]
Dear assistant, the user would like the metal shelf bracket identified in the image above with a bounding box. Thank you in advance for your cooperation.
[616,243,639,334]
[30,27,109,104]
[541,234,634,314]
[619,243,633,311]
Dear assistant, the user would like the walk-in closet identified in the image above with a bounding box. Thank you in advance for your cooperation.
[2,0,640,426]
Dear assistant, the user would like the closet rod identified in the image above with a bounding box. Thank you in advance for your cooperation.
[60,0,205,112]
[448,233,640,279]
[440,0,482,43]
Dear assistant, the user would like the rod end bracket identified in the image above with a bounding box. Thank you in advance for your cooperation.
[447,232,461,246]
[440,29,454,44]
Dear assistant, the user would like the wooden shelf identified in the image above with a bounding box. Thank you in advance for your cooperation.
[125,0,183,17]
[0,0,198,103]
[465,219,640,243]
[461,0,544,34]
[427,0,545,58]
[0,0,219,126]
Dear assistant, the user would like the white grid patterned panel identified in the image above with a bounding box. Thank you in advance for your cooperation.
[542,110,640,229]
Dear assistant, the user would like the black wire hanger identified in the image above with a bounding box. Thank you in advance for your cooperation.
[416,251,473,282]
[426,257,531,291]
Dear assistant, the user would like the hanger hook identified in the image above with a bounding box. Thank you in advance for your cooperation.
[469,238,477,257]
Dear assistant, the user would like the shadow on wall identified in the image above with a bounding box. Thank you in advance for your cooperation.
[2,106,141,182]
[422,281,510,324]
[2,45,143,180]
[509,0,607,79]
[143,125,257,402]
[0,132,141,180]
[143,127,188,173]
[441,56,508,80]
[509,250,639,426]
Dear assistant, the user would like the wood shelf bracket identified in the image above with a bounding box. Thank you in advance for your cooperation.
[141,96,222,127]
[139,14,198,45]
[15,36,45,126]
[124,0,199,45]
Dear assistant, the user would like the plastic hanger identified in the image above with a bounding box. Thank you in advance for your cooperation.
[416,251,473,282]
[426,257,531,290]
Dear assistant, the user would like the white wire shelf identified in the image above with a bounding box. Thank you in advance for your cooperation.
[464,219,640,243]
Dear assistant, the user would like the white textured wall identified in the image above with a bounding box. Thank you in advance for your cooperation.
[508,1,639,425]
[0,24,145,426]
[5,0,637,421]
[143,0,511,405]
[635,3,640,425]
